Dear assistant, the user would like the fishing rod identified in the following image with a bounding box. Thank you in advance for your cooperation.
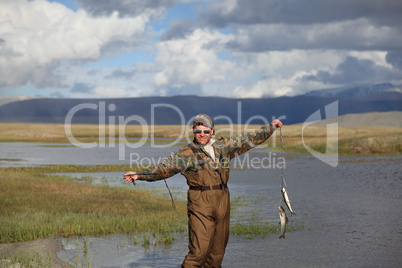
[124,172,176,209]
[278,127,296,216]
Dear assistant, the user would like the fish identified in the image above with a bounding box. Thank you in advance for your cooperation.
[281,187,296,216]
[279,206,289,239]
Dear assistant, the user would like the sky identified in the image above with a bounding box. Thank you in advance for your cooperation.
[0,0,401,99]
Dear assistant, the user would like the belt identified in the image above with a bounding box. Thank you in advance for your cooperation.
[189,184,227,191]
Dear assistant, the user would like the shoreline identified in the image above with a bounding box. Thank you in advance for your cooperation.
[0,237,68,267]
[1,123,401,155]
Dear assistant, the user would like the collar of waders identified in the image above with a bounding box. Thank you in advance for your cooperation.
[189,143,226,187]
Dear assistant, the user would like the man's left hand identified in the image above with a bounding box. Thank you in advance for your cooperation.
[272,119,283,129]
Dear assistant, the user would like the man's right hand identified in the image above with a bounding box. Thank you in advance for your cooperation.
[124,171,138,183]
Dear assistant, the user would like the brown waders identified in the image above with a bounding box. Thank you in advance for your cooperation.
[135,125,275,267]
[181,163,230,268]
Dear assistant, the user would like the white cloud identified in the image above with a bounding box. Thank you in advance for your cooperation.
[226,47,402,98]
[2,0,401,99]
[349,51,392,68]
[153,28,237,90]
[0,0,150,88]
[229,18,402,51]
[226,50,343,97]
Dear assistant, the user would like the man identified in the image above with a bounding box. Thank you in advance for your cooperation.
[124,114,283,267]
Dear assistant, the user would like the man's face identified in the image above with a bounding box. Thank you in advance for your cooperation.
[193,125,213,145]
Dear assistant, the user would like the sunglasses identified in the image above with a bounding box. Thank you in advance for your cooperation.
[193,129,212,134]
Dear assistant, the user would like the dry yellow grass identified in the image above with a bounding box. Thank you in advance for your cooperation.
[0,123,401,154]
[281,125,402,154]
[0,123,192,142]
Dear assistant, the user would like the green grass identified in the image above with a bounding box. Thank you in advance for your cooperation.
[0,169,187,244]
[1,165,304,243]
[0,158,23,162]
[230,196,278,238]
[0,164,134,174]
[230,221,279,239]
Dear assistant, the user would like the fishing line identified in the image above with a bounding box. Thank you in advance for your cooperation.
[278,127,286,206]
[163,178,176,209]
[278,127,296,217]
[125,173,176,209]
[279,127,286,188]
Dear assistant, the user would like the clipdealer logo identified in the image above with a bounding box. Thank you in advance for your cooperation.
[63,101,284,161]
[302,101,339,167]
[63,100,338,167]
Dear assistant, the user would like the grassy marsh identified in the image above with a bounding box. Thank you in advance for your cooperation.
[1,121,398,266]
[1,164,134,174]
[0,168,187,244]
[280,125,402,155]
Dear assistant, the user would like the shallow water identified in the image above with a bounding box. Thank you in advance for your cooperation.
[1,142,401,267]
[0,140,181,167]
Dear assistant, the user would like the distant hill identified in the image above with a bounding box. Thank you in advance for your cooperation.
[0,92,401,125]
[303,83,401,98]
[306,111,402,127]
[0,94,38,107]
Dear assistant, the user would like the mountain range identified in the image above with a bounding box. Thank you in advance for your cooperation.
[0,83,401,125]
[304,83,400,97]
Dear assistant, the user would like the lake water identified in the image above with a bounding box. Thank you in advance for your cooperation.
[1,142,401,267]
